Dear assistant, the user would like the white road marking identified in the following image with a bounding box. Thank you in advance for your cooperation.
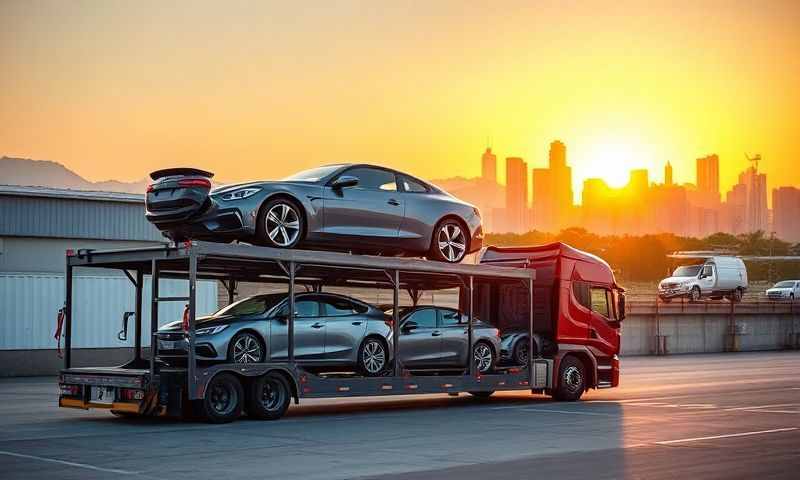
[0,450,138,475]
[739,409,799,414]
[654,427,798,445]
[520,408,618,417]
[723,403,798,411]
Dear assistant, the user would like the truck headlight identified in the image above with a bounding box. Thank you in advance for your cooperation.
[220,188,260,201]
[196,325,229,335]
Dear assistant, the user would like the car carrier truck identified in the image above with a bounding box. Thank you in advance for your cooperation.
[58,241,623,423]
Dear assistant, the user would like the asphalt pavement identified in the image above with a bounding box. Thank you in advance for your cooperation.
[1,351,798,479]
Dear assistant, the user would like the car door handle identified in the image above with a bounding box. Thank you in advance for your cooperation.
[387,198,400,206]
[351,321,362,326]
[311,322,325,329]
[431,331,442,336]
[590,328,598,338]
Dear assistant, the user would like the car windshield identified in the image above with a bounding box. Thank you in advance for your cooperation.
[774,281,795,288]
[282,165,343,182]
[672,265,702,277]
[212,294,284,317]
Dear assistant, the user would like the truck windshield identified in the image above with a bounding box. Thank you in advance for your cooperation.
[672,265,702,277]
[774,281,795,288]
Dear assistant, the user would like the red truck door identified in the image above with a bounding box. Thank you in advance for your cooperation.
[587,285,621,356]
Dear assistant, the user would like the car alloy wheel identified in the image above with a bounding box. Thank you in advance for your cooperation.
[437,223,466,262]
[515,341,529,365]
[361,339,386,374]
[473,342,493,373]
[232,333,263,364]
[265,203,301,247]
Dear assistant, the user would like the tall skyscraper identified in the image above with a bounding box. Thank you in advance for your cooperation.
[481,147,497,184]
[532,140,573,232]
[696,154,720,203]
[505,157,528,233]
[772,187,800,241]
[737,166,768,233]
[664,161,673,186]
[725,183,748,234]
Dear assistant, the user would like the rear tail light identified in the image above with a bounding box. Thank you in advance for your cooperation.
[59,384,80,396]
[120,388,145,401]
[182,304,190,332]
[177,178,212,188]
[384,318,394,329]
[146,184,155,193]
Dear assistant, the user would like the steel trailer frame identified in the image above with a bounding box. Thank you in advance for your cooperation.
[61,241,542,415]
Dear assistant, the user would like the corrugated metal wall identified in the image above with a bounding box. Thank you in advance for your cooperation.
[0,195,163,241]
[0,274,217,350]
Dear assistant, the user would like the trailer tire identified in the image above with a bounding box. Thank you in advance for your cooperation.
[247,372,291,421]
[198,373,243,424]
[553,356,585,402]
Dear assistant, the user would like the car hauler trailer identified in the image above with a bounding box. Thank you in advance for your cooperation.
[58,241,616,423]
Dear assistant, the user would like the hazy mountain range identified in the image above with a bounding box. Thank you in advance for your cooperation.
[0,156,149,193]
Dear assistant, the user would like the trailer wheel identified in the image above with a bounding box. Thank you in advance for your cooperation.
[247,372,291,420]
[553,356,585,402]
[199,373,243,423]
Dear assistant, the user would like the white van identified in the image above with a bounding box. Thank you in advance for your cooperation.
[658,256,748,302]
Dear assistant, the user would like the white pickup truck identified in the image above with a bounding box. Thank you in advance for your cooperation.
[658,256,748,302]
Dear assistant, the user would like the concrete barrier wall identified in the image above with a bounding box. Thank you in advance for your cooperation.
[621,313,800,356]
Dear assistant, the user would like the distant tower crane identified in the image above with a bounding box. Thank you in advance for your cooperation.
[745,153,761,172]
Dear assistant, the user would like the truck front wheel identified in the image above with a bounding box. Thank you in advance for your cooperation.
[553,356,586,401]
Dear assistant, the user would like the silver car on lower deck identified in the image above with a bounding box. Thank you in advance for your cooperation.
[157,295,501,375]
[156,292,395,376]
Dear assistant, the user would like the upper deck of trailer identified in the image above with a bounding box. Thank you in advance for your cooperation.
[66,241,535,289]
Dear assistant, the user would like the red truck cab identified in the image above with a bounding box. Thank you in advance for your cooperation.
[479,242,624,400]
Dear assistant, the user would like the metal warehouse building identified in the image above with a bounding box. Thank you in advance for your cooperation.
[0,185,217,376]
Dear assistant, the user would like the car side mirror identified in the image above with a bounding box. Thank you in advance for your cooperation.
[401,320,418,333]
[332,175,359,190]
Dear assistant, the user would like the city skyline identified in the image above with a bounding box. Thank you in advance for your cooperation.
[461,140,800,241]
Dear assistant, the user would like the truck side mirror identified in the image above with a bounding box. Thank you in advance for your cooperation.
[617,293,626,322]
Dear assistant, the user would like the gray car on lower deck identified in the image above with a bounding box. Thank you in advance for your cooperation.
[156,295,502,375]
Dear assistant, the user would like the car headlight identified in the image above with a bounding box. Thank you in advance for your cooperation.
[220,188,260,201]
[195,325,229,335]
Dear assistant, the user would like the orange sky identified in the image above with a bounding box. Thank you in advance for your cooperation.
[1,1,799,203]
